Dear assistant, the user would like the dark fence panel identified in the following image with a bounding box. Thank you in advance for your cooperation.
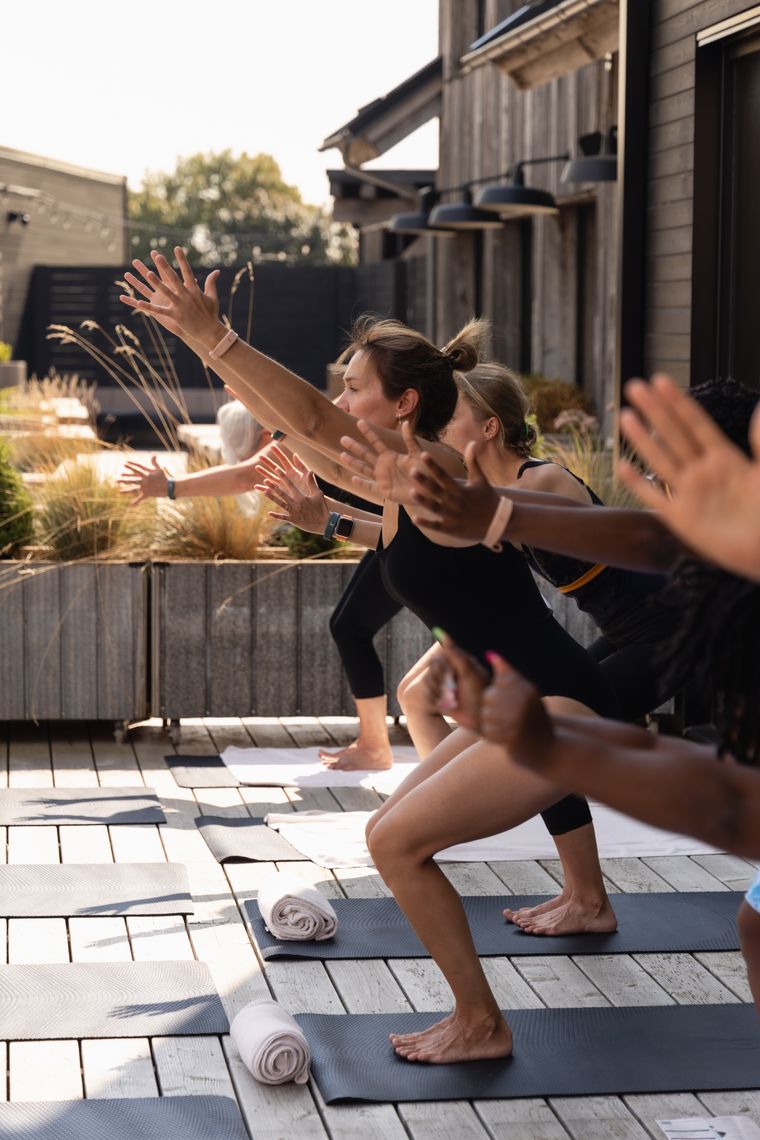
[17,260,410,396]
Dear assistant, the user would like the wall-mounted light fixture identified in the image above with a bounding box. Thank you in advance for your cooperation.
[475,154,569,218]
[562,128,617,183]
[428,188,505,231]
[388,187,456,236]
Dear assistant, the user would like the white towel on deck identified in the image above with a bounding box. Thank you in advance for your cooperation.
[263,806,722,870]
[257,879,338,941]
[230,999,310,1085]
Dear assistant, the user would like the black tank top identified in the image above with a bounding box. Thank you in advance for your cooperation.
[377,506,618,714]
[516,460,670,638]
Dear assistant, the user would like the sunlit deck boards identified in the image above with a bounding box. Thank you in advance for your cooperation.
[0,716,756,1138]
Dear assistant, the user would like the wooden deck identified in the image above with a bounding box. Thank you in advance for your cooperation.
[0,715,757,1138]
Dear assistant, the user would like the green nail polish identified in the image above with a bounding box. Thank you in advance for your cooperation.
[432,626,447,643]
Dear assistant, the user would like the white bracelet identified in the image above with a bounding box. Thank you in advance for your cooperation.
[481,496,514,552]
[208,328,239,360]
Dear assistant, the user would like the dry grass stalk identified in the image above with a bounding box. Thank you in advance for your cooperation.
[35,460,155,562]
[150,491,276,561]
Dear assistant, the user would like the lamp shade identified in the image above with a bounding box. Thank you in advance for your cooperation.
[387,209,456,236]
[428,193,504,231]
[474,183,558,218]
[563,128,617,184]
[561,154,617,183]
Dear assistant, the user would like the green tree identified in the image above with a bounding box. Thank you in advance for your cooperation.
[128,150,356,267]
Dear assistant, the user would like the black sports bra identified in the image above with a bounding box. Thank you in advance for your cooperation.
[516,459,668,632]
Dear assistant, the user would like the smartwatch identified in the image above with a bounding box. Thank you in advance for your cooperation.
[166,478,176,501]
[335,515,355,541]
[323,511,342,540]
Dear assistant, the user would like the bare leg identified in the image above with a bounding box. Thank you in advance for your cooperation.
[320,695,393,770]
[738,901,760,1014]
[365,725,479,845]
[504,822,617,934]
[368,738,571,1062]
[398,644,453,757]
[502,695,616,935]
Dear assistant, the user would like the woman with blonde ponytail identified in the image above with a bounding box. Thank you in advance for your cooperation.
[122,249,617,1065]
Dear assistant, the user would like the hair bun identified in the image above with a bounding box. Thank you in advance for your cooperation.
[441,317,490,375]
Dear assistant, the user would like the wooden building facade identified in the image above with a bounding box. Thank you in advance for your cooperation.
[646,1,760,391]
[0,148,128,354]
[435,1,619,423]
[325,0,760,425]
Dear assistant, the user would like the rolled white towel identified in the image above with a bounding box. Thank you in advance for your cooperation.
[230,999,311,1084]
[257,879,338,941]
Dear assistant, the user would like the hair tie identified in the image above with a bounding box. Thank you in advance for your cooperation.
[523,421,531,437]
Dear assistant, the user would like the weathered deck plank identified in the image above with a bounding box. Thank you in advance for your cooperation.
[1,715,756,1138]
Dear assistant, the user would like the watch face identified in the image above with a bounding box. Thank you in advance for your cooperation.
[335,515,354,539]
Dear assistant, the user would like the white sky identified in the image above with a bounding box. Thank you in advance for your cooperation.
[3,0,439,206]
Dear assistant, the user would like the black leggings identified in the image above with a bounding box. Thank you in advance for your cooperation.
[540,634,671,836]
[329,551,402,700]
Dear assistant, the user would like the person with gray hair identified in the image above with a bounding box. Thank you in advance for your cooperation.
[217,399,266,465]
[117,399,270,505]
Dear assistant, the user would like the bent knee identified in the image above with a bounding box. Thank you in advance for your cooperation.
[542,695,596,719]
[367,815,418,870]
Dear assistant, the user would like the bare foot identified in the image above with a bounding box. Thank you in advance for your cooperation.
[319,740,394,771]
[389,1010,512,1063]
[503,892,567,925]
[511,894,618,936]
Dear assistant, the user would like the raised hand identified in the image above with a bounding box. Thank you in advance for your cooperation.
[117,455,169,505]
[120,247,222,343]
[339,419,424,502]
[618,373,760,581]
[407,441,500,541]
[480,653,554,764]
[425,630,491,732]
[254,450,329,533]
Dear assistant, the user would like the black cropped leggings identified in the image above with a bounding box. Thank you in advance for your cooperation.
[329,551,402,700]
[540,633,671,836]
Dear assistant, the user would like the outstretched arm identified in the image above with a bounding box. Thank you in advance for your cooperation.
[619,373,760,581]
[340,426,682,570]
[480,656,760,860]
[121,249,464,478]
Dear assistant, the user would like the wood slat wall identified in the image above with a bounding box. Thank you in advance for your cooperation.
[646,0,757,385]
[437,0,617,423]
[0,563,148,721]
[153,561,433,719]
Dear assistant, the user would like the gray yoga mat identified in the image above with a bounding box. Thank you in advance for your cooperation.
[0,962,228,1039]
[0,1096,248,1140]
[0,863,193,917]
[246,891,744,959]
[197,815,305,862]
[165,754,240,788]
[298,1003,760,1103]
[0,787,165,825]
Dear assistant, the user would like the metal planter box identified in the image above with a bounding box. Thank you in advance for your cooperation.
[152,560,432,718]
[0,561,149,722]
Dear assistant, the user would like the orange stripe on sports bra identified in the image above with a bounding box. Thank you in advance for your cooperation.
[557,562,607,594]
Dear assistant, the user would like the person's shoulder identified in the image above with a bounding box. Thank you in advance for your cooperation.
[518,460,581,496]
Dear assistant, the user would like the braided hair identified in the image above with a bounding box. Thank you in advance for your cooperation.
[656,377,760,764]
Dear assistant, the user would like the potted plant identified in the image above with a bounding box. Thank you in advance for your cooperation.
[0,457,150,730]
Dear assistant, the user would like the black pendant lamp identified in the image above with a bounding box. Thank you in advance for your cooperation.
[388,187,456,237]
[428,188,505,231]
[562,128,617,184]
[474,155,567,218]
